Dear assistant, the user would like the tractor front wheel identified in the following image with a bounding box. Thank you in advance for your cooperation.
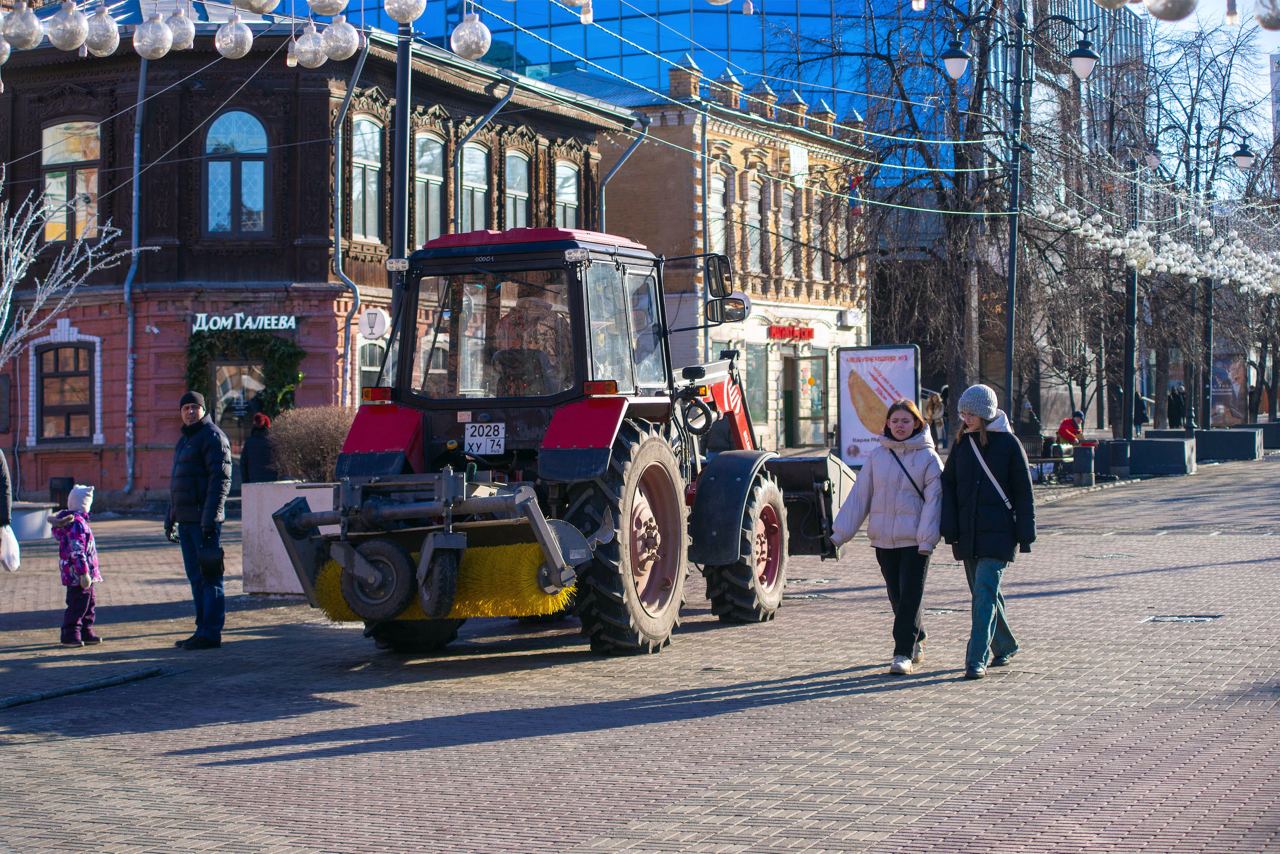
[569,421,688,654]
[368,619,465,654]
[705,475,788,623]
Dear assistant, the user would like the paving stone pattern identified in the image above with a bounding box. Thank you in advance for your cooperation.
[1,458,1278,852]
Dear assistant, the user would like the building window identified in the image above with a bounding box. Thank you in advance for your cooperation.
[780,188,796,278]
[352,118,383,241]
[460,144,489,232]
[505,152,530,228]
[41,121,100,243]
[746,181,763,274]
[554,161,580,228]
[414,133,445,247]
[37,345,94,441]
[359,341,388,390]
[204,111,267,237]
[708,173,727,255]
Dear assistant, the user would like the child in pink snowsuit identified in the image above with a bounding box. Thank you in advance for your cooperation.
[53,484,101,647]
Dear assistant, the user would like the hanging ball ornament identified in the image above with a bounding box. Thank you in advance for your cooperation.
[295,21,327,67]
[133,11,173,60]
[47,1,89,51]
[1257,0,1280,28]
[0,38,9,94]
[215,12,253,59]
[308,0,349,17]
[1142,0,1197,21]
[1091,0,1128,10]
[166,3,196,50]
[321,15,359,60]
[384,0,426,24]
[450,12,490,60]
[235,0,281,14]
[707,0,731,4]
[3,2,45,50]
[84,4,120,56]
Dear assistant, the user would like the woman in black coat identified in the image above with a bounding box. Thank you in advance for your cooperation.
[940,384,1036,680]
[239,413,279,484]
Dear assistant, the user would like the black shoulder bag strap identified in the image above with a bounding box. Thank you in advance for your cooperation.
[888,448,926,503]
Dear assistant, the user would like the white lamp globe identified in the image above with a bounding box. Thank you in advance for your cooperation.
[295,21,326,67]
[309,0,349,16]
[84,5,120,56]
[450,12,490,60]
[133,12,173,60]
[47,1,89,52]
[166,3,196,50]
[384,0,426,24]
[321,15,360,60]
[215,13,253,59]
[3,2,44,50]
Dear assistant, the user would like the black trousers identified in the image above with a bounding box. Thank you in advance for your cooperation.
[874,546,930,658]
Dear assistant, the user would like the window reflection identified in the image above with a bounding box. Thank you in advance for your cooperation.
[42,122,100,243]
[204,111,268,237]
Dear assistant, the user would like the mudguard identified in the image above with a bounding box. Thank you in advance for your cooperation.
[336,403,425,476]
[537,396,629,482]
[688,449,777,566]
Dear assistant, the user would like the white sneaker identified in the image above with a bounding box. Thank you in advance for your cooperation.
[912,640,925,664]
[890,656,913,675]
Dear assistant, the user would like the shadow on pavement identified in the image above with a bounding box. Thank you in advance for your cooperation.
[0,590,302,632]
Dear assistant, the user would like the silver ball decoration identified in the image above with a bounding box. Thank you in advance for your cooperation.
[215,12,253,59]
[133,11,173,60]
[295,21,326,68]
[2,2,45,51]
[47,1,89,52]
[1142,0,1197,21]
[1091,0,1128,10]
[166,4,196,51]
[321,15,359,61]
[383,0,426,24]
[450,12,490,61]
[309,0,349,17]
[84,5,120,56]
[1258,0,1280,28]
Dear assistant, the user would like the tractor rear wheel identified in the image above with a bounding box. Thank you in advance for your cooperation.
[568,420,688,654]
[368,619,465,654]
[341,539,418,622]
[705,475,788,623]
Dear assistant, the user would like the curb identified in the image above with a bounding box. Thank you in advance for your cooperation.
[1035,476,1143,505]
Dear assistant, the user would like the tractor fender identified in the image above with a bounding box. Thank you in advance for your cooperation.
[688,449,778,566]
[537,396,629,482]
[335,403,425,477]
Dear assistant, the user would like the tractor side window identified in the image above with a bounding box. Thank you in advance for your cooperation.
[626,270,665,390]
[584,263,635,393]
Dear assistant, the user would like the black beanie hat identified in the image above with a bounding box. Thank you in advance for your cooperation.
[179,390,206,409]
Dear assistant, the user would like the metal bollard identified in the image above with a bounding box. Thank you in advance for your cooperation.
[1073,445,1095,487]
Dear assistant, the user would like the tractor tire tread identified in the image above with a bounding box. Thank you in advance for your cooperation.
[705,476,788,624]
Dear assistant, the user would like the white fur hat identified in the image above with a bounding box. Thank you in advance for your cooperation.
[68,484,94,515]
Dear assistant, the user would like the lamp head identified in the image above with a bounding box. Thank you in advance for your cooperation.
[941,39,971,80]
[1068,39,1100,81]
[1232,143,1256,170]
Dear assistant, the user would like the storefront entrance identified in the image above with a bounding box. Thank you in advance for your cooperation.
[212,362,266,454]
[783,354,828,447]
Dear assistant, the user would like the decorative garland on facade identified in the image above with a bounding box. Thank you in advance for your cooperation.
[184,331,306,417]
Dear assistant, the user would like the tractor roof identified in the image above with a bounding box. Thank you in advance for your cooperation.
[418,228,653,257]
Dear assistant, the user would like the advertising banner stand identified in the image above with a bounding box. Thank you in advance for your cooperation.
[836,345,921,468]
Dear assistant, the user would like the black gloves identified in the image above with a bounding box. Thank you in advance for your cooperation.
[164,519,179,544]
[1019,542,1032,554]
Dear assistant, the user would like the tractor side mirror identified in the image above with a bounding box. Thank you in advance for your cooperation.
[705,254,734,299]
[704,291,752,325]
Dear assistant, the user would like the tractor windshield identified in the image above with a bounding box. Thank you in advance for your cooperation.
[409,269,576,399]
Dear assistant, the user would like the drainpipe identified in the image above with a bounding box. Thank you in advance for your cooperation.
[699,108,710,365]
[597,112,649,232]
[453,73,517,232]
[334,40,371,408]
[123,59,148,493]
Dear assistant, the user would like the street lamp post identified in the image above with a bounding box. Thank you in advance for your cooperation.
[934,0,1099,413]
[1121,158,1139,441]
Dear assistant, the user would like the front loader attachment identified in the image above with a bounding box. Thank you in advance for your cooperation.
[765,452,856,560]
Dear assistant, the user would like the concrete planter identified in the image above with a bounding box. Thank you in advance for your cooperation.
[1236,422,1280,450]
[1129,439,1196,476]
[11,502,55,542]
[1195,429,1262,462]
[241,481,338,595]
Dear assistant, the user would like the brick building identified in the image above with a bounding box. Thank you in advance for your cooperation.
[0,3,631,503]
[549,58,870,449]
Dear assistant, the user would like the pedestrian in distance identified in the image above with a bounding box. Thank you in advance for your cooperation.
[53,484,102,647]
[831,399,943,676]
[1134,394,1149,437]
[922,391,945,445]
[1168,384,1186,429]
[0,447,15,574]
[939,385,951,450]
[166,391,232,651]
[239,412,279,484]
[1057,409,1085,445]
[940,384,1036,680]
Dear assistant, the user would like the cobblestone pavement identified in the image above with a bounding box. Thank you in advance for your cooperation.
[1,458,1277,852]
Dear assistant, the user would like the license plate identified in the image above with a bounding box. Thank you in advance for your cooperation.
[464,422,505,455]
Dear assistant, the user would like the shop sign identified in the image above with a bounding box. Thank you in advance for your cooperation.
[767,324,814,341]
[836,344,920,468]
[192,312,298,332]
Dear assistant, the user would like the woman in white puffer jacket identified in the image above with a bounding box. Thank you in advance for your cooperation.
[832,399,943,675]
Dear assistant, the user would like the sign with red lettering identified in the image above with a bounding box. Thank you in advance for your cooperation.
[767,325,814,341]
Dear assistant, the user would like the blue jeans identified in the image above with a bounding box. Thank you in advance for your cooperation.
[964,558,1018,670]
[178,522,224,642]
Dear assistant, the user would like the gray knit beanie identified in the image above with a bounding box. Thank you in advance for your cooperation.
[958,384,998,420]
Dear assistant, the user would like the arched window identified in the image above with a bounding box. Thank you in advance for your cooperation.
[505,152,531,228]
[414,133,445,247]
[37,344,94,440]
[708,173,728,255]
[461,144,489,232]
[359,341,388,390]
[780,188,796,277]
[746,181,763,274]
[554,161,580,228]
[42,121,100,242]
[204,111,267,236]
[813,195,829,281]
[352,118,383,241]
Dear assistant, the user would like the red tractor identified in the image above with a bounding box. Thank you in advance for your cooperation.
[274,228,854,654]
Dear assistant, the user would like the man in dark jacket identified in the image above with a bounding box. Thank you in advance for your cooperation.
[239,412,278,484]
[167,391,232,650]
